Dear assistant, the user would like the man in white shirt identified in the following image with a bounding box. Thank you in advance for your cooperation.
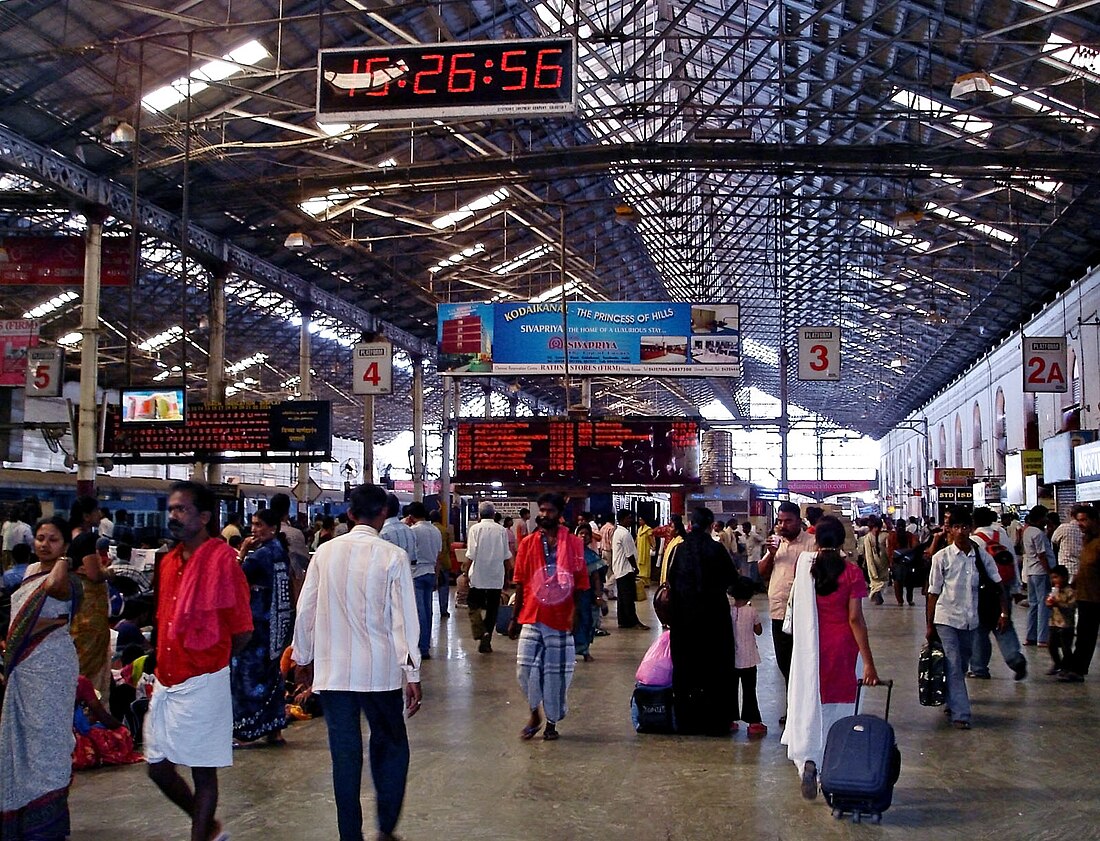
[1021,505,1054,646]
[293,483,421,841]
[98,507,114,539]
[612,509,649,629]
[404,501,442,661]
[758,501,816,689]
[464,502,512,653]
[926,507,1010,729]
[333,513,350,537]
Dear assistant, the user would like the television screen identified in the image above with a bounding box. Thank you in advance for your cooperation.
[119,387,186,425]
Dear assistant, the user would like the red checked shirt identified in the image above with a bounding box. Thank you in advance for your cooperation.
[155,540,252,687]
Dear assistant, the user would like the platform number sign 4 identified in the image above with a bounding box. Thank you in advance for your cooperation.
[353,341,393,395]
[797,326,841,381]
[1022,336,1068,393]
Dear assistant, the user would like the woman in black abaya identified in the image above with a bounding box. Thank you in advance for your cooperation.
[668,507,738,736]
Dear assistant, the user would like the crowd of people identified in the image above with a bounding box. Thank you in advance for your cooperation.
[2,487,1098,839]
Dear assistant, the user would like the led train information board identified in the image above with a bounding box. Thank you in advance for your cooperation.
[454,418,701,485]
[437,301,741,378]
[317,37,576,122]
[105,400,331,461]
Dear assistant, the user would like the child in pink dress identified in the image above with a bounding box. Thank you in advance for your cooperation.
[730,576,767,736]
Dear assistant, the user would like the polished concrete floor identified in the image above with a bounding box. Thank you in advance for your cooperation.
[70,594,1099,840]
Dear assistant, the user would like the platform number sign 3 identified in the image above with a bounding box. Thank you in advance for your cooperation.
[1022,336,1068,393]
[797,326,841,381]
[352,341,393,395]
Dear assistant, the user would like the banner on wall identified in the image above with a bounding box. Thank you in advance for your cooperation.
[0,320,39,387]
[0,236,132,286]
[436,301,741,377]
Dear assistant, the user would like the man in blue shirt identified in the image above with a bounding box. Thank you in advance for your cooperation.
[404,501,442,661]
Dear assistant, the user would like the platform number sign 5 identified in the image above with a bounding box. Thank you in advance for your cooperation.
[1022,336,1068,393]
[25,347,63,397]
[797,326,841,381]
[352,341,393,395]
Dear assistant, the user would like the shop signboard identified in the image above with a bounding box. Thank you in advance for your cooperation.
[436,301,740,377]
[933,467,974,487]
[1075,440,1100,501]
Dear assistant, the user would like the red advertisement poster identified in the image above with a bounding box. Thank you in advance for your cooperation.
[0,319,40,387]
[0,236,132,286]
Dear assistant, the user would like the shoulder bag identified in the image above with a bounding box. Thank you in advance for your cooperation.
[970,540,1003,632]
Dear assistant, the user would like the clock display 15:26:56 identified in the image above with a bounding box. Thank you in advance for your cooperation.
[354,47,565,98]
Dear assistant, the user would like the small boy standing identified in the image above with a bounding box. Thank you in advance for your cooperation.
[730,576,767,736]
[1045,564,1076,676]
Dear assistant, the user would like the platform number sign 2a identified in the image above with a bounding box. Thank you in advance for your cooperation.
[352,341,393,395]
[1022,336,1068,393]
[797,326,841,381]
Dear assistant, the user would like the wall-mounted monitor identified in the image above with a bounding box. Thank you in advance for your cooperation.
[119,387,186,425]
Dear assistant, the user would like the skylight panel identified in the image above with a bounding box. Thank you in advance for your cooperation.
[492,243,554,275]
[530,281,578,303]
[858,217,930,253]
[142,39,270,112]
[138,325,183,352]
[432,188,509,229]
[989,74,1095,131]
[889,88,989,144]
[429,243,485,274]
[925,203,1017,244]
[57,332,81,347]
[23,291,78,319]
[1044,33,1100,83]
[742,339,779,366]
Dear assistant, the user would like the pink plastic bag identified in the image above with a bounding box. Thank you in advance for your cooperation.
[635,630,673,687]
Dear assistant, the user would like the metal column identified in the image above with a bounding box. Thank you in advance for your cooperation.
[206,266,228,485]
[483,383,492,418]
[412,357,424,502]
[298,305,312,506]
[363,394,375,486]
[439,380,451,529]
[76,207,106,496]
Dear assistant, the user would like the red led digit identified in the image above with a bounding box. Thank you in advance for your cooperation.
[414,54,445,94]
[363,56,394,97]
[447,52,477,92]
[500,49,528,90]
[533,48,564,89]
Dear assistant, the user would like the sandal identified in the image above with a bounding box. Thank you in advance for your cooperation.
[265,736,288,747]
[543,727,560,741]
[520,722,542,740]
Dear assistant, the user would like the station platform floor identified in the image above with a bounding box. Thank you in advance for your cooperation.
[70,593,1098,841]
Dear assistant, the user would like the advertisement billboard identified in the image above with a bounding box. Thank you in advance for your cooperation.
[436,301,740,377]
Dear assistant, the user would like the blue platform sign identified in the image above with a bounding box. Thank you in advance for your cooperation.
[437,301,740,377]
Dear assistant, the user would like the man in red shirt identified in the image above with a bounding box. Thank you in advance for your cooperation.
[145,481,253,841]
[508,492,589,742]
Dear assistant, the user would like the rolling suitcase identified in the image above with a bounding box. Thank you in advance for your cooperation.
[820,680,900,823]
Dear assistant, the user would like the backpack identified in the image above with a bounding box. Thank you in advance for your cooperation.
[975,531,1016,585]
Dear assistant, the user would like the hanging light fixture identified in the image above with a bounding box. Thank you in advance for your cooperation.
[284,231,313,251]
[951,71,993,100]
[109,121,136,147]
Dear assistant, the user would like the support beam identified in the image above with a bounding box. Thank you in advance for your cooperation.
[298,305,312,509]
[206,265,228,485]
[412,358,424,502]
[76,207,106,496]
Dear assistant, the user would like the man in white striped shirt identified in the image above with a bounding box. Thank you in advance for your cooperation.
[293,484,422,841]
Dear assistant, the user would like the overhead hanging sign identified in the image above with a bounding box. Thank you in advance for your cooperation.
[797,326,840,381]
[1022,336,1068,393]
[436,301,741,378]
[317,37,577,123]
[352,341,393,395]
[0,319,39,387]
[0,236,132,286]
[25,346,63,397]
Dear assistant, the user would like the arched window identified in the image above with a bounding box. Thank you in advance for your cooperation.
[909,442,919,491]
[994,388,1007,476]
[1063,349,1078,410]
[938,423,947,467]
[972,402,984,476]
[1024,392,1039,449]
[954,414,964,467]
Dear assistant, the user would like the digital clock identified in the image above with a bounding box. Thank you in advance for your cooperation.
[317,37,576,122]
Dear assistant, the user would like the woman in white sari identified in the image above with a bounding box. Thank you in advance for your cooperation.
[781,516,879,800]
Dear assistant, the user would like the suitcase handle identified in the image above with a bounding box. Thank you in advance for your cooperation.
[855,678,893,721]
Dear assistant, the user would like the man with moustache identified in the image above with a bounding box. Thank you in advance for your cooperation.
[508,492,590,741]
[758,502,816,689]
[145,481,253,841]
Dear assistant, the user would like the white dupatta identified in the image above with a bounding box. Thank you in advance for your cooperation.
[780,550,863,775]
[780,551,822,775]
